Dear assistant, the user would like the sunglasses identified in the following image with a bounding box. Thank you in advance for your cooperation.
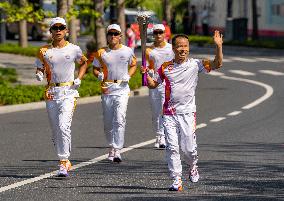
[51,25,66,31]
[153,30,164,35]
[107,32,120,36]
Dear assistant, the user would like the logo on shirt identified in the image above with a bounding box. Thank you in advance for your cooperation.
[65,55,71,59]
[167,64,174,71]
[120,56,127,61]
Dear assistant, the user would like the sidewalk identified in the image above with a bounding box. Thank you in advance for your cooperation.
[0,52,37,85]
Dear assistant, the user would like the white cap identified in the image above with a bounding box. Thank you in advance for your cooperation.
[107,24,121,33]
[50,17,67,27]
[153,24,165,31]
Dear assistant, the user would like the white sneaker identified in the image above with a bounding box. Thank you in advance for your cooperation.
[158,136,166,149]
[108,147,115,161]
[154,136,160,148]
[113,149,122,163]
[189,166,199,183]
[168,176,183,191]
[57,159,72,177]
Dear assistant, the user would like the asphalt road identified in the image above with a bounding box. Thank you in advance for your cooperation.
[0,53,284,200]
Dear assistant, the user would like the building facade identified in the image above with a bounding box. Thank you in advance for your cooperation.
[190,0,284,38]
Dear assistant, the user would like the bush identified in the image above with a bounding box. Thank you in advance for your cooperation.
[188,35,213,45]
[0,43,39,57]
[0,68,17,84]
[224,39,284,49]
[0,85,45,105]
[0,70,143,105]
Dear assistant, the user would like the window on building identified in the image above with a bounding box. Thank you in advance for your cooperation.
[272,4,284,16]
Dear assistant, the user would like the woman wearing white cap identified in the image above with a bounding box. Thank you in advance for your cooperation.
[92,24,137,163]
[145,24,174,149]
[34,17,88,177]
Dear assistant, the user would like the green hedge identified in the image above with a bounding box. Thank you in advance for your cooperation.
[0,43,39,57]
[0,70,142,105]
[224,39,284,49]
[0,68,17,84]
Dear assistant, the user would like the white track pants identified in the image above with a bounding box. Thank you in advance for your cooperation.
[102,94,129,149]
[46,97,76,160]
[163,113,198,178]
[149,88,165,139]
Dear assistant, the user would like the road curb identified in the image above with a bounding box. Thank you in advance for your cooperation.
[0,87,149,114]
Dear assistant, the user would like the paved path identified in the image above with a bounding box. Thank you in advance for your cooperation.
[0,56,283,199]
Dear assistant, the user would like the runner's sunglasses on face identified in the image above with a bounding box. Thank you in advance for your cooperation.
[51,25,66,31]
[107,31,121,36]
[153,30,164,35]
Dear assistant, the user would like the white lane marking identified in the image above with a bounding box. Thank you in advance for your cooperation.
[221,76,274,109]
[255,58,282,63]
[227,111,242,116]
[210,117,226,122]
[208,71,225,76]
[229,70,255,76]
[196,123,207,129]
[229,57,256,62]
[259,70,284,76]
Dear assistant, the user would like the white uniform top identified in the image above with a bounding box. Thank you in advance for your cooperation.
[35,42,84,83]
[146,42,174,92]
[157,58,208,115]
[92,44,137,95]
[34,42,87,100]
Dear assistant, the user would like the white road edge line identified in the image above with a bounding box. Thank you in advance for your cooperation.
[220,76,274,110]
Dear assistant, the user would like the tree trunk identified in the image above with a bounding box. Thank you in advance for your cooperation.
[19,0,28,47]
[94,0,107,49]
[252,0,258,40]
[0,0,6,43]
[67,0,77,44]
[57,0,68,17]
[163,0,171,26]
[117,0,125,44]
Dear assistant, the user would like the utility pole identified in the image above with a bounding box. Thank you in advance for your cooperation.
[252,0,259,40]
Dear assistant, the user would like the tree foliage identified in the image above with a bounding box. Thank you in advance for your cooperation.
[74,0,101,19]
[0,1,52,23]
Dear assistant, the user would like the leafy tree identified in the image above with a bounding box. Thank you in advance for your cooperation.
[0,1,51,47]
[94,0,107,49]
[117,0,126,44]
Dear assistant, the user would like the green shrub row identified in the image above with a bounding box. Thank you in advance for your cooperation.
[0,70,142,105]
[0,43,39,57]
[0,68,17,84]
